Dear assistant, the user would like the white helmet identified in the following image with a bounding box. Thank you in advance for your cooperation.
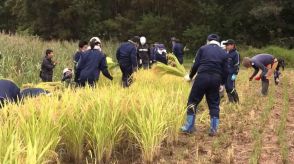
[63,68,72,74]
[140,36,146,45]
[220,40,227,50]
[90,37,101,44]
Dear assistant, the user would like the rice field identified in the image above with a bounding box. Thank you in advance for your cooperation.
[1,34,294,164]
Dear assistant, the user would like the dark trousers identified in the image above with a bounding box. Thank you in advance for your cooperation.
[187,73,221,118]
[119,64,133,88]
[0,98,4,108]
[41,74,53,82]
[142,60,149,70]
[78,80,96,87]
[225,74,239,102]
[176,56,183,64]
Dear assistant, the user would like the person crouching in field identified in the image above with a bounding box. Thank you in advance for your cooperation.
[0,79,21,108]
[20,88,50,99]
[40,49,57,82]
[73,41,88,83]
[181,34,227,136]
[223,39,240,103]
[116,36,140,88]
[62,68,73,87]
[76,38,113,87]
[242,54,278,96]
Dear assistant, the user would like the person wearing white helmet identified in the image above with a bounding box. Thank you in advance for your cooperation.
[76,38,113,87]
[61,68,74,87]
[137,36,150,69]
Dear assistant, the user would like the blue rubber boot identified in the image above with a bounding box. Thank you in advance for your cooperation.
[180,114,196,134]
[209,117,219,136]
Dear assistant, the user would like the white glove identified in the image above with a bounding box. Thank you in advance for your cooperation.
[184,74,191,82]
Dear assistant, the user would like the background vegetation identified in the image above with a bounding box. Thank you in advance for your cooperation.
[0,0,293,50]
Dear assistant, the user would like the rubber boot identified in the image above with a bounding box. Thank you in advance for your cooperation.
[181,114,196,134]
[227,93,234,103]
[209,117,219,136]
[261,79,269,96]
[231,90,239,103]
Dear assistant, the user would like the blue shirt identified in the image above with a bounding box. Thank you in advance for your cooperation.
[251,54,274,77]
[172,43,184,63]
[226,49,240,75]
[77,49,112,82]
[116,42,138,68]
[189,43,227,82]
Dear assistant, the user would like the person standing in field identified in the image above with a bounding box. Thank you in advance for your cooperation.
[76,37,113,87]
[73,41,88,83]
[40,49,57,82]
[0,79,21,108]
[223,39,240,103]
[182,34,227,136]
[116,36,140,88]
[137,36,150,69]
[171,37,184,64]
[242,54,278,96]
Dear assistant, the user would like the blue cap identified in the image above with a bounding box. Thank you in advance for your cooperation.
[207,34,220,41]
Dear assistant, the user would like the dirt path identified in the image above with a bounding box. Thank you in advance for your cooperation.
[286,82,294,163]
[231,82,263,164]
[259,86,283,164]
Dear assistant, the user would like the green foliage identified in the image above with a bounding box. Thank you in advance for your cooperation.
[0,0,293,48]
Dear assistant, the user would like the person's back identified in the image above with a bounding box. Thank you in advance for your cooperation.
[20,88,49,99]
[182,34,227,136]
[154,44,167,64]
[116,42,137,66]
[190,43,227,77]
[116,37,139,87]
[0,80,20,107]
[173,42,184,64]
[77,49,106,82]
[252,54,274,67]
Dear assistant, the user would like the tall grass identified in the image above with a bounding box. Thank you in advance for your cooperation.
[0,33,118,85]
[249,86,275,164]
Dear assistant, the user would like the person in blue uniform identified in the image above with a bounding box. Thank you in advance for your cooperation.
[73,41,88,83]
[0,79,21,108]
[181,34,227,136]
[154,44,168,64]
[223,39,240,103]
[116,36,140,88]
[20,88,50,99]
[76,38,113,87]
[171,37,184,64]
